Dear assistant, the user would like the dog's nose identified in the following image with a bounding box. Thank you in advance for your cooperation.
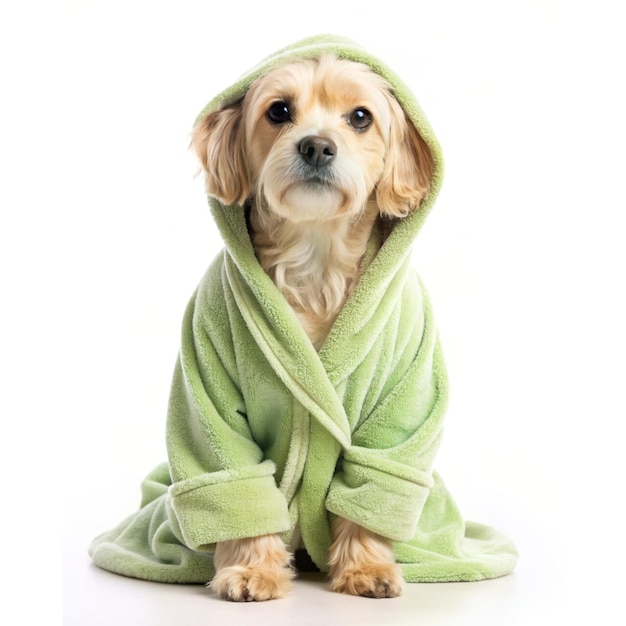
[299,135,337,167]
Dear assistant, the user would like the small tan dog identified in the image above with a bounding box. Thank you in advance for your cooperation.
[191,54,433,601]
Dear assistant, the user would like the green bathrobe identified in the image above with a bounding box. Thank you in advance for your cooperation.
[89,34,518,584]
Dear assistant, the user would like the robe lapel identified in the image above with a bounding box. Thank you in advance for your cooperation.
[216,202,352,449]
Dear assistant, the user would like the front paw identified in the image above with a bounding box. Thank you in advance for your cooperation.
[210,565,293,602]
[210,535,294,602]
[328,518,404,598]
[329,562,404,598]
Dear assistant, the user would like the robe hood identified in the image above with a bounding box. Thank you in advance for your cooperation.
[195,33,443,290]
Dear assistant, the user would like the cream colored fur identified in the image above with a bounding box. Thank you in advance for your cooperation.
[192,54,432,600]
[210,534,295,602]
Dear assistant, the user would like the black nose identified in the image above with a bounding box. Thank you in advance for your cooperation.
[299,135,337,167]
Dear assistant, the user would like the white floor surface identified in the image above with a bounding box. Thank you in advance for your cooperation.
[64,510,568,626]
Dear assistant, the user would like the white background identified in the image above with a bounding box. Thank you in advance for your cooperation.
[2,1,625,624]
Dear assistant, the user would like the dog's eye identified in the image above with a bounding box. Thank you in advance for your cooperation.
[349,108,373,130]
[267,101,291,124]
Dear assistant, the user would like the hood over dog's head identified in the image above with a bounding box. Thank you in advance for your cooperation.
[192,35,444,258]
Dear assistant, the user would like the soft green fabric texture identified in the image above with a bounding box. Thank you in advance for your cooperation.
[89,34,518,584]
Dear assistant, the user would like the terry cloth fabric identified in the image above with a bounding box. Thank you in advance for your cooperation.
[89,34,518,584]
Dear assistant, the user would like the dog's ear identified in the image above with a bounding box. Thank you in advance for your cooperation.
[191,100,249,205]
[376,95,434,218]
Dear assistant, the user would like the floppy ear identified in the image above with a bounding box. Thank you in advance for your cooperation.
[191,100,249,205]
[376,95,434,218]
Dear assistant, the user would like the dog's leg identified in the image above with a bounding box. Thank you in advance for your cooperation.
[210,534,294,602]
[328,518,404,598]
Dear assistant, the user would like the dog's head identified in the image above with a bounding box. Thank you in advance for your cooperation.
[192,55,433,223]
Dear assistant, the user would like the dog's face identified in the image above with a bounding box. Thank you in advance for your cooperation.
[193,55,433,222]
[242,57,393,223]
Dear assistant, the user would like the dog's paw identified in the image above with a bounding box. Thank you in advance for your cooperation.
[210,565,293,602]
[328,518,404,598]
[210,534,294,602]
[329,562,404,598]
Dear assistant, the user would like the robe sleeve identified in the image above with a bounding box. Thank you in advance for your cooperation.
[166,283,291,551]
[325,275,448,543]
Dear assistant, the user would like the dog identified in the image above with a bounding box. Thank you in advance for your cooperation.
[191,54,434,601]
